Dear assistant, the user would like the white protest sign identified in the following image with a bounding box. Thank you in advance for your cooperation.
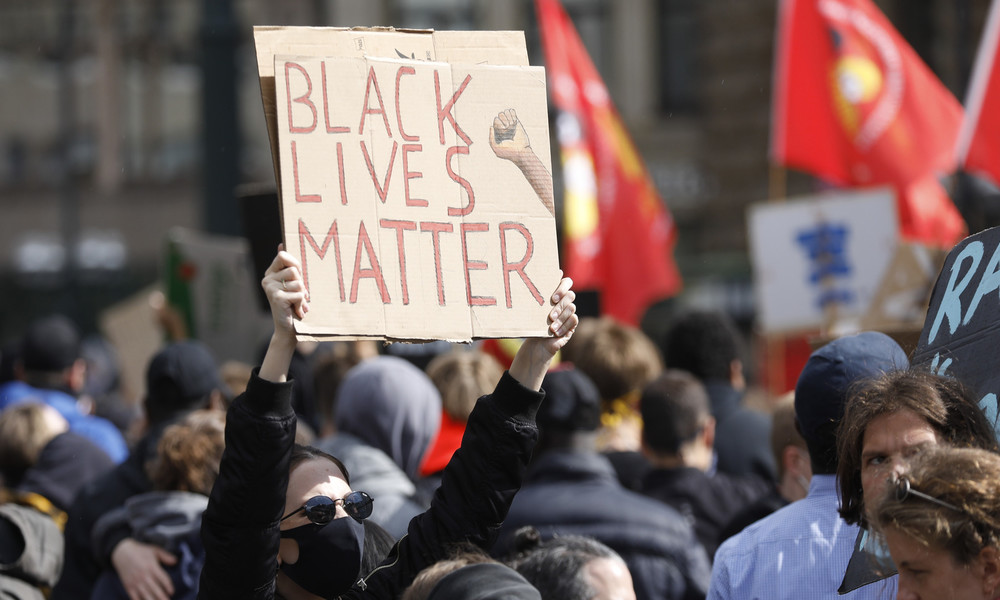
[749,188,898,333]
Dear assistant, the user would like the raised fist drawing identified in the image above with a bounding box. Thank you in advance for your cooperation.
[488,108,554,216]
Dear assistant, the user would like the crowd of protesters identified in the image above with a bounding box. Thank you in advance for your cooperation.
[1,249,998,599]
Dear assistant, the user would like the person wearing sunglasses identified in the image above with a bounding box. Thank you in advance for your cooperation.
[872,447,1000,600]
[198,247,579,600]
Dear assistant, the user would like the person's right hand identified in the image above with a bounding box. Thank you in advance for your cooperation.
[259,246,310,383]
[262,245,310,342]
[111,538,177,600]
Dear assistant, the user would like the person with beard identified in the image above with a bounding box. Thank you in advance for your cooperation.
[197,247,578,599]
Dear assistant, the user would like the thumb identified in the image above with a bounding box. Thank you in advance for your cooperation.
[155,547,178,565]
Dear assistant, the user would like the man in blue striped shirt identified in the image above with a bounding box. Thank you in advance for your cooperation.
[709,332,906,600]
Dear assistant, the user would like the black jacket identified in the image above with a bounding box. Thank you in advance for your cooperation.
[494,451,712,600]
[640,467,770,559]
[197,369,543,600]
[704,382,775,482]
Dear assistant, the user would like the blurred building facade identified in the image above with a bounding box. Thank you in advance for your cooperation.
[0,0,994,337]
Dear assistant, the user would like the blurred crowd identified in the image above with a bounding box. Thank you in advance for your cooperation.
[1,298,998,599]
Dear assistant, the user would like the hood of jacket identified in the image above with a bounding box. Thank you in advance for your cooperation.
[334,356,441,480]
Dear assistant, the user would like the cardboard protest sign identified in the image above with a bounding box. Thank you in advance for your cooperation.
[912,226,1000,440]
[748,188,898,334]
[253,27,529,198]
[255,27,560,342]
[98,285,164,407]
[164,228,271,363]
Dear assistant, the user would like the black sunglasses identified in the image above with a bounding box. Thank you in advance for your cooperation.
[894,477,962,514]
[281,491,374,525]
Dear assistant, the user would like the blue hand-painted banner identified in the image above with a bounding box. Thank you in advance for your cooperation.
[913,226,1000,441]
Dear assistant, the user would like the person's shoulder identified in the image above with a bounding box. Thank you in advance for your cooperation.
[614,484,696,533]
[721,405,770,432]
[716,497,814,555]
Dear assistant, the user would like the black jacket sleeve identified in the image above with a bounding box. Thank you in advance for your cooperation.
[342,371,543,599]
[197,369,296,600]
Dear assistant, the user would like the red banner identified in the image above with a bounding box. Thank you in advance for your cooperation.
[958,0,1000,187]
[536,0,681,325]
[772,0,965,246]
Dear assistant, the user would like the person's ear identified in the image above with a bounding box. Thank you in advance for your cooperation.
[639,436,654,461]
[729,359,745,391]
[67,358,87,394]
[701,416,716,449]
[977,546,1000,597]
[782,445,800,477]
[207,389,227,412]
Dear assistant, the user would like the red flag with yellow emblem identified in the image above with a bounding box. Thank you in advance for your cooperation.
[536,0,681,325]
[772,0,966,247]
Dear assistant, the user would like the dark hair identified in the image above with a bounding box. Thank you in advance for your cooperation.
[289,444,351,486]
[508,527,623,600]
[401,545,495,600]
[312,344,371,431]
[361,519,396,577]
[660,311,742,382]
[873,447,1000,565]
[640,370,710,455]
[837,369,999,528]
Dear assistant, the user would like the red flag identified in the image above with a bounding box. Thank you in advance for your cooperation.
[536,0,681,325]
[958,0,1000,186]
[772,0,966,246]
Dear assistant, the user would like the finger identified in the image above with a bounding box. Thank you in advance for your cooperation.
[555,312,579,338]
[489,126,498,149]
[294,295,309,320]
[151,562,176,597]
[548,290,575,323]
[271,265,303,289]
[508,108,518,124]
[279,279,302,293]
[154,547,178,566]
[276,249,303,274]
[493,116,503,130]
[551,277,573,304]
[498,111,510,129]
[145,580,172,600]
[552,306,578,336]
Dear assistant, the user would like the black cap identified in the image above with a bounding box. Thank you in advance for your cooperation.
[21,315,81,373]
[795,331,909,443]
[145,341,225,420]
[537,366,601,433]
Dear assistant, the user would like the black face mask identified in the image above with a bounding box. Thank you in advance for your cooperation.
[280,517,365,598]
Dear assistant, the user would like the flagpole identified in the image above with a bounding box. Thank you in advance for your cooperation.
[768,163,787,202]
